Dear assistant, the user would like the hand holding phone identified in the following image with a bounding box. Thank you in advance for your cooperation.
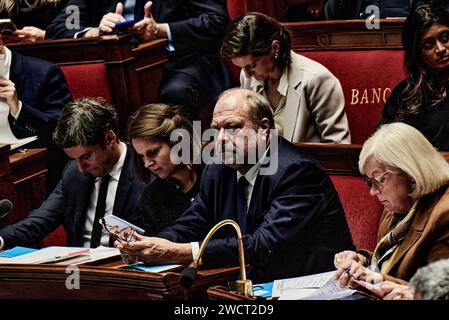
[100,215,144,243]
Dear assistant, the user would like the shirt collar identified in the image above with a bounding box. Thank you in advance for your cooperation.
[249,65,289,97]
[236,146,270,186]
[99,142,126,182]
[0,46,12,79]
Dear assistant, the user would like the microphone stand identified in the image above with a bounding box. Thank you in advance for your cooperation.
[182,219,253,297]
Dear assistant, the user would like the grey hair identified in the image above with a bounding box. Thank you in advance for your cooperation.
[0,0,61,14]
[359,122,449,198]
[410,258,449,300]
[53,97,118,148]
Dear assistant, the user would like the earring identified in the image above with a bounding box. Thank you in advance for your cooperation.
[274,53,279,59]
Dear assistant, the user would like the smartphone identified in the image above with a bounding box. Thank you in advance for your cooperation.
[102,214,145,234]
[114,19,135,32]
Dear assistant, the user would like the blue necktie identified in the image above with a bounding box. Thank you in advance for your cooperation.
[237,177,249,233]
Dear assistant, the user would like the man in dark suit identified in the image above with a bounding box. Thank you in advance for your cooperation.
[116,88,354,283]
[0,44,72,192]
[0,98,145,249]
[46,0,236,119]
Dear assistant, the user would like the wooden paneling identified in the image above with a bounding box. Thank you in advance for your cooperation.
[284,19,405,51]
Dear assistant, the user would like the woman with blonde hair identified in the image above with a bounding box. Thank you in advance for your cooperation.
[127,103,202,235]
[333,122,449,297]
[0,0,68,42]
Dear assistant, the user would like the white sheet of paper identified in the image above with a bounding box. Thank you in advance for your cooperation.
[275,270,356,300]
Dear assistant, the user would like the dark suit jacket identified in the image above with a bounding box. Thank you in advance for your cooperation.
[157,137,355,282]
[9,50,72,147]
[45,0,228,58]
[0,145,145,248]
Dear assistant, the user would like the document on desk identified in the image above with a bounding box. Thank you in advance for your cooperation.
[0,246,89,264]
[273,270,356,300]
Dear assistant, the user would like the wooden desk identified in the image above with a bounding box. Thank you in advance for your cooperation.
[0,147,47,228]
[0,259,240,300]
[208,285,255,300]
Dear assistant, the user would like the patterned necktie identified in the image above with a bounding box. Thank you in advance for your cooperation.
[237,177,249,233]
[370,201,417,270]
[90,175,111,248]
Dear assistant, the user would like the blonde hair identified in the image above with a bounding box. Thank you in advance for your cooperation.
[359,122,449,199]
[0,0,60,14]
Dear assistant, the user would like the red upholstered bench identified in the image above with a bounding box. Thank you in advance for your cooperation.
[301,50,405,144]
[331,175,382,251]
[41,63,113,247]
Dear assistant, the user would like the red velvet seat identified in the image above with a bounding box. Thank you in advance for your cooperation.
[60,63,112,101]
[331,175,383,251]
[301,50,406,144]
[41,63,112,247]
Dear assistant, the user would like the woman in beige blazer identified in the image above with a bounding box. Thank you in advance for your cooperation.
[221,12,350,143]
[333,122,449,299]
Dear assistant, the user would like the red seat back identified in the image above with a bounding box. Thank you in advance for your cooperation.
[41,225,67,247]
[301,50,406,144]
[331,175,383,251]
[60,63,112,102]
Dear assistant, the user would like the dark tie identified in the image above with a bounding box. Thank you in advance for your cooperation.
[237,177,249,233]
[134,0,146,21]
[90,175,111,248]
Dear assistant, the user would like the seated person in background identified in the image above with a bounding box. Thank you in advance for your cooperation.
[46,0,236,120]
[334,123,449,294]
[0,0,69,42]
[379,4,449,151]
[0,40,71,192]
[116,88,354,283]
[127,103,202,235]
[0,98,145,249]
[323,0,438,19]
[221,12,351,144]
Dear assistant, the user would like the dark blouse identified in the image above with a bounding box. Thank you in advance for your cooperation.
[139,166,202,236]
[0,1,68,29]
[379,80,449,151]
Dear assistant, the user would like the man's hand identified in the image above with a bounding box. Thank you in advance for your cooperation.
[115,233,193,265]
[99,2,125,34]
[0,77,19,115]
[13,27,45,42]
[133,1,166,41]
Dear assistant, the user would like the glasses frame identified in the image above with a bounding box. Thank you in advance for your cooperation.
[364,170,394,190]
[99,217,137,244]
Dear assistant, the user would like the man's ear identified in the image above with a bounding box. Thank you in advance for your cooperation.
[104,130,117,145]
[260,118,271,132]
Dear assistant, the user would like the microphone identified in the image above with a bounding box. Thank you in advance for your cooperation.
[179,219,253,297]
[0,199,13,219]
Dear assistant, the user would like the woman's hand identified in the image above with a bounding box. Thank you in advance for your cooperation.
[334,250,367,268]
[334,260,383,288]
[380,281,414,300]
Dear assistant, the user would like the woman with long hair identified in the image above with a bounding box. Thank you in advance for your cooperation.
[379,3,449,150]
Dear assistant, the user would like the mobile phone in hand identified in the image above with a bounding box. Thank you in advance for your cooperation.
[102,214,144,234]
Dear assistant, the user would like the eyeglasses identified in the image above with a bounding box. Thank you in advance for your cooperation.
[364,170,393,190]
[99,218,137,243]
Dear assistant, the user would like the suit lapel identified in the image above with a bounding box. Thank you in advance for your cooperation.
[282,53,302,141]
[73,173,95,245]
[112,145,134,219]
[382,191,441,274]
[9,52,26,94]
